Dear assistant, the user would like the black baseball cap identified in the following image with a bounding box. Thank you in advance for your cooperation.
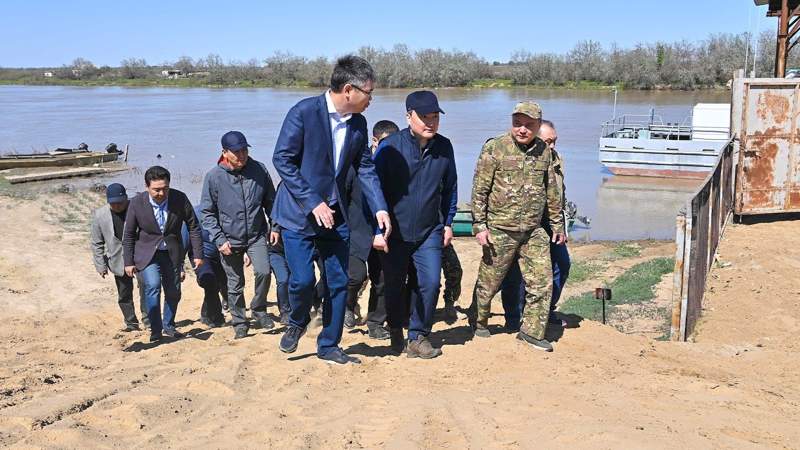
[221,131,251,151]
[405,90,445,115]
[106,183,127,204]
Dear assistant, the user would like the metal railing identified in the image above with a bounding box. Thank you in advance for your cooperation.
[601,114,728,141]
[670,138,736,341]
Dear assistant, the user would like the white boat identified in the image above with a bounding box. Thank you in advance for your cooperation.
[598,103,731,179]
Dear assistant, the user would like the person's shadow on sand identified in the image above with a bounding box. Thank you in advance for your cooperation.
[122,328,213,352]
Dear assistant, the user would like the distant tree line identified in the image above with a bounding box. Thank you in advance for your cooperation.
[1,31,797,90]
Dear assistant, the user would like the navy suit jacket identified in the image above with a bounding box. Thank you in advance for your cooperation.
[272,94,387,235]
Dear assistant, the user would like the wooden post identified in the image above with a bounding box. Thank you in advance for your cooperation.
[124,144,130,162]
[776,0,790,77]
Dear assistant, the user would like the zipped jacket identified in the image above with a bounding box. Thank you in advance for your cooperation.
[200,158,276,248]
[374,128,457,243]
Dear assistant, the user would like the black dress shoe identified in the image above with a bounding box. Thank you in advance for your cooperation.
[318,348,361,365]
[279,326,306,353]
[149,334,162,343]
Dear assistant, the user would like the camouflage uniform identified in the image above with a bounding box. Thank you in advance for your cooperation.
[470,102,564,340]
[441,243,462,304]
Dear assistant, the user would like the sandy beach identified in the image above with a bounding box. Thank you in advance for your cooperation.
[1,191,798,449]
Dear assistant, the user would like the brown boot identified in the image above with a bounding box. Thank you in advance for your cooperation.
[406,335,442,359]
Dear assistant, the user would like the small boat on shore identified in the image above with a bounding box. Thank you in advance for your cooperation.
[598,103,730,179]
[0,143,123,170]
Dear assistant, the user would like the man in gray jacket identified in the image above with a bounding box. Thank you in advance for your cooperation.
[91,183,141,331]
[200,131,277,340]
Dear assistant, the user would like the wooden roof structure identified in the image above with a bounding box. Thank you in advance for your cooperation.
[755,0,800,76]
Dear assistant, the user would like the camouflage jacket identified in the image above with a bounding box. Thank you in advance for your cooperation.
[471,132,564,234]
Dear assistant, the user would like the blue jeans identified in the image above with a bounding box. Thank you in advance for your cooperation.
[380,227,443,341]
[282,221,350,356]
[139,250,182,337]
[269,249,291,315]
[502,241,570,328]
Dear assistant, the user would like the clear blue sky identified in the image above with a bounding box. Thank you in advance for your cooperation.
[0,0,774,67]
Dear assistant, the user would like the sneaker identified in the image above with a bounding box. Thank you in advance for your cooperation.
[344,309,356,329]
[122,324,141,332]
[367,325,391,340]
[473,324,491,338]
[253,314,275,330]
[317,348,361,365]
[389,328,406,354]
[234,327,248,340]
[443,302,458,324]
[406,335,442,359]
[279,326,306,353]
[149,333,162,343]
[516,332,553,352]
[280,312,290,326]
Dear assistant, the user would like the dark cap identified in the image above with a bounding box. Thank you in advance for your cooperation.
[106,183,127,204]
[405,90,445,115]
[221,131,251,151]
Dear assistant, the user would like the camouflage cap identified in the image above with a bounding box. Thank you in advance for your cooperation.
[512,101,542,119]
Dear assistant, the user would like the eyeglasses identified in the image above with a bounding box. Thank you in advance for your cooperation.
[352,84,374,98]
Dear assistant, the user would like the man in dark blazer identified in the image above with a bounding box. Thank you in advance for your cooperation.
[123,166,203,343]
[272,55,391,365]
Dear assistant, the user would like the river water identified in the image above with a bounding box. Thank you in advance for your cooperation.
[0,85,729,240]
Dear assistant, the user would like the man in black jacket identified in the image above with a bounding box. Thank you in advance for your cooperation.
[200,131,277,340]
[123,166,203,343]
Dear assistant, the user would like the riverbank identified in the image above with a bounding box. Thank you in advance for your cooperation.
[0,77,730,91]
[1,189,798,448]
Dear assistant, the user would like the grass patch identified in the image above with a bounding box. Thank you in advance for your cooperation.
[560,257,674,322]
[606,242,642,260]
[567,259,607,283]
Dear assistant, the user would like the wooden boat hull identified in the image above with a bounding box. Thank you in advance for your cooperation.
[0,152,119,170]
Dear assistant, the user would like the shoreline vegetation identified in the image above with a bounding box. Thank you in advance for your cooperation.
[1,31,793,91]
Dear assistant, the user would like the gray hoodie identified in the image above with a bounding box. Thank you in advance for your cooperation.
[200,158,276,248]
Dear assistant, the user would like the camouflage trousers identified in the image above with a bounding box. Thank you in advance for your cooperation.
[441,244,463,304]
[470,227,552,339]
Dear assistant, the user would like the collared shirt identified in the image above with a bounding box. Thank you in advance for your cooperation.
[324,90,351,173]
[149,195,169,250]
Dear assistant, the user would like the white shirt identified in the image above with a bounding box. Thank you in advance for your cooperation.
[325,90,351,172]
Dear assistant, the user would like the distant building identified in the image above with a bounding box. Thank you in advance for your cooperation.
[160,69,183,79]
[43,72,54,78]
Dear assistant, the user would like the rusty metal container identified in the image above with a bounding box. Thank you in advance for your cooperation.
[732,74,800,214]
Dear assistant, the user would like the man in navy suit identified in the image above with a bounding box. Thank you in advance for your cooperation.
[272,55,391,365]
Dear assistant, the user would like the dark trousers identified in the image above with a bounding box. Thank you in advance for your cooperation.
[501,241,571,328]
[381,228,443,340]
[269,250,291,315]
[114,275,139,327]
[195,257,227,324]
[283,219,350,355]
[345,251,387,327]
